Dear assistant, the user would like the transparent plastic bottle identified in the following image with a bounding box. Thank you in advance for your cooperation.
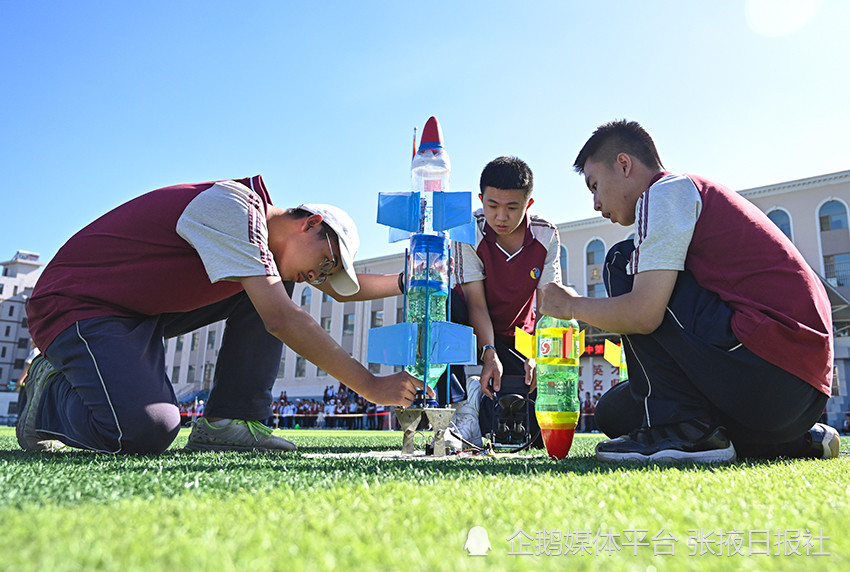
[411,116,451,234]
[534,313,581,459]
[404,234,449,388]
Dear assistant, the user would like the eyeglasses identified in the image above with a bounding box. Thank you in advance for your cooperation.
[308,233,338,285]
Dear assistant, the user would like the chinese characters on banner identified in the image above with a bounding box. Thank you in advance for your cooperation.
[577,355,621,397]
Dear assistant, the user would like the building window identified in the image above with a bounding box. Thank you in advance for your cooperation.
[559,245,569,282]
[824,253,850,287]
[277,356,286,378]
[172,366,180,383]
[322,292,332,303]
[301,288,312,307]
[187,365,196,383]
[14,359,25,369]
[371,310,383,328]
[343,313,355,335]
[1,346,6,358]
[191,333,199,351]
[587,284,607,298]
[767,209,792,239]
[175,336,184,351]
[321,316,332,333]
[17,338,28,349]
[20,317,28,329]
[586,239,605,265]
[317,367,328,377]
[369,363,381,374]
[4,326,10,337]
[819,200,848,231]
[396,307,404,324]
[7,305,14,317]
[207,330,216,350]
[295,356,306,377]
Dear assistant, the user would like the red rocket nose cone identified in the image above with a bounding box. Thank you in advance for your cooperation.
[420,116,443,147]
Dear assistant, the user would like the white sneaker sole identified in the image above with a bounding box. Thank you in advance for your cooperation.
[597,443,736,464]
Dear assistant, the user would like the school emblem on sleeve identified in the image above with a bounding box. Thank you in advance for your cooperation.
[530,267,541,279]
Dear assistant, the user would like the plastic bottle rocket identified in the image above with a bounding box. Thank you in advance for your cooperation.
[367,117,477,398]
[515,316,583,459]
[404,118,451,387]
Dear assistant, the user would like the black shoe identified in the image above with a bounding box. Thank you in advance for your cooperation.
[804,423,840,459]
[16,356,66,452]
[596,418,736,464]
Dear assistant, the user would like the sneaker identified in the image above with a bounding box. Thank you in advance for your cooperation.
[596,418,736,464]
[446,411,484,450]
[445,376,484,450]
[806,423,840,459]
[16,356,66,452]
[185,417,297,452]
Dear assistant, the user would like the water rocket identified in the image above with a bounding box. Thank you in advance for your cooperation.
[515,322,585,459]
[366,117,477,404]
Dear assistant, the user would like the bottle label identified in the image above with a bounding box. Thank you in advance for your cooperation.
[538,336,561,358]
[535,327,578,365]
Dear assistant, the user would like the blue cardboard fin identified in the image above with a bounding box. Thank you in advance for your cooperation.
[432,191,472,232]
[448,218,477,245]
[377,192,420,233]
[367,323,418,366]
[388,227,413,243]
[430,322,477,365]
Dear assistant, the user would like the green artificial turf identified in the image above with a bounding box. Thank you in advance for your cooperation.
[1,427,848,571]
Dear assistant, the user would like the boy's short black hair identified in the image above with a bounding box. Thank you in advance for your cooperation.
[573,120,664,174]
[480,156,533,198]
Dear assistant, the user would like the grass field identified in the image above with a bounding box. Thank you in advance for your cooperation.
[1,426,848,572]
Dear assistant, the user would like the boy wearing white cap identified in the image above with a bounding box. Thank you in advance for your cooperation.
[19,175,424,454]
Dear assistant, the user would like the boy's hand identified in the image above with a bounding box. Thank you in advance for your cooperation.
[536,282,580,321]
[363,372,434,406]
[524,358,537,393]
[480,353,503,399]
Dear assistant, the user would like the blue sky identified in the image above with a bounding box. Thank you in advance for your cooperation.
[2,0,849,263]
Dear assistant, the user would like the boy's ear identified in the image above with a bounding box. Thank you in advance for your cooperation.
[616,153,633,177]
[304,214,324,230]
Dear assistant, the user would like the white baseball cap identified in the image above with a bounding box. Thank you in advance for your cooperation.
[297,203,360,296]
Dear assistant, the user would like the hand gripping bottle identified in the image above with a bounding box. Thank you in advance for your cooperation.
[523,314,582,459]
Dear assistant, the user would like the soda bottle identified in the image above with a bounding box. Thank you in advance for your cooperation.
[404,234,449,388]
[534,313,581,459]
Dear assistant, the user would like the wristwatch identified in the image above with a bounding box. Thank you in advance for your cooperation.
[480,344,497,361]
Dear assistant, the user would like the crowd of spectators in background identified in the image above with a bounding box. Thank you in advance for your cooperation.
[578,391,601,433]
[263,384,389,430]
[180,386,850,436]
